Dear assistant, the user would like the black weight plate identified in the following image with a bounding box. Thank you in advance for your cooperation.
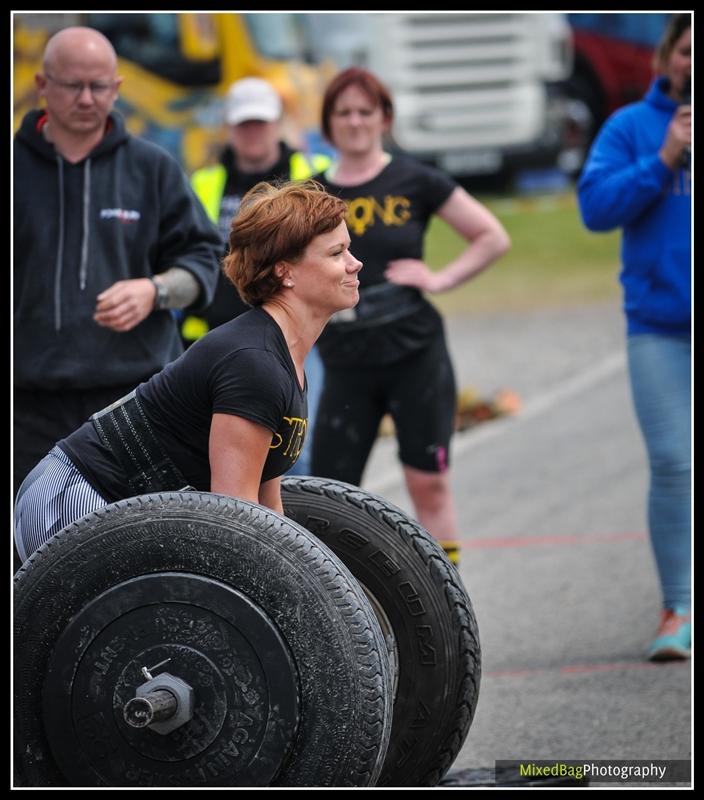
[43,573,299,786]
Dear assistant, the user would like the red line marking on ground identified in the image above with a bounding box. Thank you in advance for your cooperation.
[462,532,647,550]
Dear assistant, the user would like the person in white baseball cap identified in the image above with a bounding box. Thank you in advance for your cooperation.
[186,77,331,476]
[224,77,283,126]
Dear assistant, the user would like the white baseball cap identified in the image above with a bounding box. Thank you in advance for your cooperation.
[224,78,283,126]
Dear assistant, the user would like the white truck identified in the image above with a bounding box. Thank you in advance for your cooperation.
[302,12,573,180]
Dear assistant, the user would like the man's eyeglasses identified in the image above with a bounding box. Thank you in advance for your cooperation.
[44,73,118,99]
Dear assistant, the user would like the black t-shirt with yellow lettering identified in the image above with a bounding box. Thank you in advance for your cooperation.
[61,307,307,501]
[317,156,457,366]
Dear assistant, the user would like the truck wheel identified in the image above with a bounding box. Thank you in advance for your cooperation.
[282,477,481,787]
[562,70,603,177]
[13,492,392,787]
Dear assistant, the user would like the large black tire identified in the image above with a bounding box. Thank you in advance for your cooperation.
[13,492,392,787]
[281,477,481,786]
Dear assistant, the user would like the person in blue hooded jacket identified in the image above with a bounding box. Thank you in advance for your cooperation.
[577,14,691,661]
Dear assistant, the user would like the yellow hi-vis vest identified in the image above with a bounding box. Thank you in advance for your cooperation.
[191,152,331,223]
[182,151,331,342]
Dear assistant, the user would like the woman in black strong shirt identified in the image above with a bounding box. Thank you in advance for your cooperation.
[312,67,511,566]
[15,181,361,562]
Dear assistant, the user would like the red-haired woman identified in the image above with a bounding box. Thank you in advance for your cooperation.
[312,67,511,566]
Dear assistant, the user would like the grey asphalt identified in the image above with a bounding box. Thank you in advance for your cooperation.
[364,301,692,788]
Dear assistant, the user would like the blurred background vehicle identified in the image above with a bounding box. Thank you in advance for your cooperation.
[13,12,571,183]
[559,13,671,176]
[13,13,673,182]
[303,13,573,184]
[12,13,337,174]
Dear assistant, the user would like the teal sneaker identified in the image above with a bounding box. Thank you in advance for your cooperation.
[647,607,691,661]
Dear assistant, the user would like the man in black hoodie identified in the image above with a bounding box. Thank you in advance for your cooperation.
[13,26,221,494]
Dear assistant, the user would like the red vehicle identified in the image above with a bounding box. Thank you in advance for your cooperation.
[561,13,673,174]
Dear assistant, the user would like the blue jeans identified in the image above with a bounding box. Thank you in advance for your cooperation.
[627,333,691,610]
[287,345,324,476]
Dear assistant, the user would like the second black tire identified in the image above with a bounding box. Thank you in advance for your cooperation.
[282,476,481,787]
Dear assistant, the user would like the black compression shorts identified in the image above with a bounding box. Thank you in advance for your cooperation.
[311,331,456,484]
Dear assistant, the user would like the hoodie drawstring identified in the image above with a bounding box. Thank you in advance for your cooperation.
[79,158,91,291]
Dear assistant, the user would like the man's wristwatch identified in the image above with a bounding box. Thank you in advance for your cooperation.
[150,277,170,311]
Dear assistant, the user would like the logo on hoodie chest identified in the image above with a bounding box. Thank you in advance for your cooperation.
[100,208,141,223]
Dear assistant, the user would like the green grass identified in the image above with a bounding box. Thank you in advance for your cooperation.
[424,191,622,315]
